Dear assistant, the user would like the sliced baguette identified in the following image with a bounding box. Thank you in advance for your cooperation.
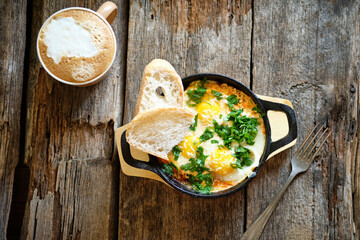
[134,59,184,117]
[126,107,194,160]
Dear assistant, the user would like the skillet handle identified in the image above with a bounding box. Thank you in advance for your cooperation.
[121,131,159,174]
[259,99,297,154]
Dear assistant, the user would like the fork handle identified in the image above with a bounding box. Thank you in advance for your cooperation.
[241,171,298,240]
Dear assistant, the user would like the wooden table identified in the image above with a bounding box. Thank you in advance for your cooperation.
[1,0,359,239]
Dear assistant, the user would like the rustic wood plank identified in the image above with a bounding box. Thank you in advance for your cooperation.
[120,0,252,239]
[0,0,27,237]
[248,0,360,239]
[353,3,360,238]
[20,0,127,239]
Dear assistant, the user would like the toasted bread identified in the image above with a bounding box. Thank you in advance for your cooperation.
[134,59,183,117]
[126,107,194,160]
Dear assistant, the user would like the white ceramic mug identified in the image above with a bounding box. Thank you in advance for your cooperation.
[36,1,118,87]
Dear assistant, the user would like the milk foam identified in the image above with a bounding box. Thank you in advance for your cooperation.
[44,17,97,64]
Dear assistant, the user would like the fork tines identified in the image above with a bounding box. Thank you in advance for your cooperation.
[295,124,332,161]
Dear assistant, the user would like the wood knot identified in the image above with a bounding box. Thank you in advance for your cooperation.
[350,84,356,93]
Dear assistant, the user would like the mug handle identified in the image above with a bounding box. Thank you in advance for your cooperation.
[259,99,298,154]
[121,130,160,174]
[96,1,118,24]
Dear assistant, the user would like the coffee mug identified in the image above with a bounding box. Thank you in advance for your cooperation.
[37,2,117,87]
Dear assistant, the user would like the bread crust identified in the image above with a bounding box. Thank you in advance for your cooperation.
[133,59,184,117]
[126,107,194,160]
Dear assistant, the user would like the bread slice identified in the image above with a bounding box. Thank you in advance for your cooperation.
[126,107,194,160]
[134,59,184,117]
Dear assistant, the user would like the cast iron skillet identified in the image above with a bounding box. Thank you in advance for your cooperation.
[121,74,297,198]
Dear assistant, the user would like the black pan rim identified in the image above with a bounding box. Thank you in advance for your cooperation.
[150,73,273,198]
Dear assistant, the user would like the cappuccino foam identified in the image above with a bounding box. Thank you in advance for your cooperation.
[38,9,115,83]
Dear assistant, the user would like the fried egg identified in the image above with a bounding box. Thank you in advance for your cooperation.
[176,132,200,165]
[167,80,266,193]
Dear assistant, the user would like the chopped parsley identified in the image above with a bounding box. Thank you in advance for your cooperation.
[230,145,253,169]
[213,108,259,147]
[211,140,219,144]
[187,173,213,194]
[227,95,239,108]
[186,79,207,107]
[162,162,179,177]
[252,106,265,117]
[162,163,173,175]
[211,90,223,100]
[200,127,214,142]
[190,114,199,131]
[180,146,213,194]
[252,106,261,113]
[181,147,208,172]
[213,120,232,148]
[172,145,181,161]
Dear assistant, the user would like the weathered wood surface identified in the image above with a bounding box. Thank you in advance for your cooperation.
[120,0,252,239]
[19,0,127,239]
[1,0,359,239]
[248,1,360,239]
[0,0,27,238]
[120,0,360,239]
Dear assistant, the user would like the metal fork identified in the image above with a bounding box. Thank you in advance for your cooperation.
[241,124,331,240]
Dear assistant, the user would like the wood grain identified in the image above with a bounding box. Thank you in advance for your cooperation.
[248,0,360,239]
[20,0,127,239]
[1,0,359,239]
[120,0,252,239]
[0,0,27,238]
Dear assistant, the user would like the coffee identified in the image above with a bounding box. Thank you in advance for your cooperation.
[37,9,115,83]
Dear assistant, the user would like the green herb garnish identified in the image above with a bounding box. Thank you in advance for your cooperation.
[181,147,208,172]
[180,146,213,194]
[211,90,223,100]
[186,79,207,107]
[200,127,214,142]
[170,162,179,177]
[213,108,259,147]
[172,145,181,161]
[211,140,219,144]
[162,163,174,176]
[162,162,179,177]
[200,77,207,85]
[227,95,239,108]
[230,145,253,169]
[187,173,213,194]
[190,114,199,131]
[218,144,225,149]
[252,106,265,117]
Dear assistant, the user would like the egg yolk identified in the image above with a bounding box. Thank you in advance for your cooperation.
[208,149,236,175]
[178,134,200,159]
[196,101,221,125]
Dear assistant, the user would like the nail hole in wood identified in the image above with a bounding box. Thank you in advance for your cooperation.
[350,84,356,93]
